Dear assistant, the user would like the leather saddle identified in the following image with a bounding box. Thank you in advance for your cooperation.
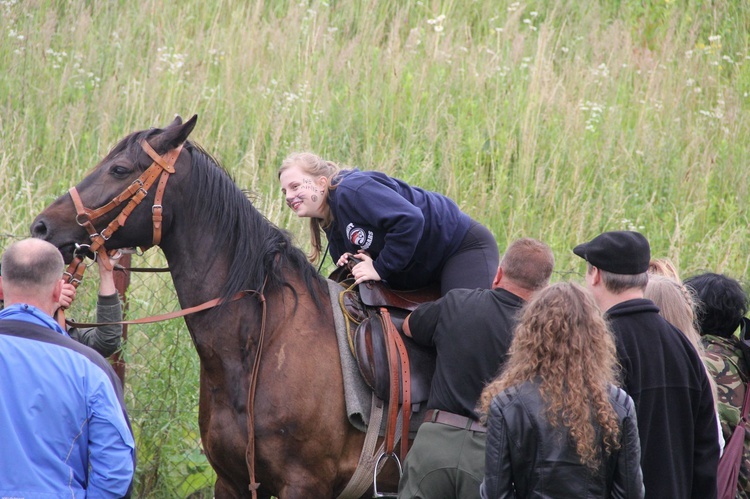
[331,264,439,484]
[352,286,438,407]
[331,265,439,408]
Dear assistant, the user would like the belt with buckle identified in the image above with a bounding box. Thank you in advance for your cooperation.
[424,409,486,433]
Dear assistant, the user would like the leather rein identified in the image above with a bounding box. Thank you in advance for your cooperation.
[60,139,267,494]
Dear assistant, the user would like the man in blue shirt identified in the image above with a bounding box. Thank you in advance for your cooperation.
[0,238,135,498]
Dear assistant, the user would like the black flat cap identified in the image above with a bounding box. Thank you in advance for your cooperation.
[573,231,650,275]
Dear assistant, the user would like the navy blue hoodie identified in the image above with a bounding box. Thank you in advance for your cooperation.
[324,169,471,289]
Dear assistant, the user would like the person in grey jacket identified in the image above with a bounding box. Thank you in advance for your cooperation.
[58,253,123,357]
[478,283,644,499]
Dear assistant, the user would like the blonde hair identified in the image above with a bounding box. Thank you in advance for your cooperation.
[648,258,681,282]
[644,274,702,352]
[479,282,621,470]
[278,152,341,263]
[644,274,720,409]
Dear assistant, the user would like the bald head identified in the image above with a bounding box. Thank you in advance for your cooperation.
[1,238,63,312]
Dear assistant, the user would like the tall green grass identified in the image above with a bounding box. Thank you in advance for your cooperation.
[2,0,749,494]
[2,0,748,277]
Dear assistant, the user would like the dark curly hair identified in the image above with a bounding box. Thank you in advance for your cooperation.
[684,273,748,338]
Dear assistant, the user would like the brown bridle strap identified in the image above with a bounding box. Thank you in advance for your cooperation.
[245,284,268,497]
[68,187,112,271]
[62,140,183,288]
[142,141,182,246]
[58,141,183,329]
[141,140,177,174]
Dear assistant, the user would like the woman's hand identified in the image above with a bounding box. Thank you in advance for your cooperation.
[337,252,355,267]
[350,251,381,285]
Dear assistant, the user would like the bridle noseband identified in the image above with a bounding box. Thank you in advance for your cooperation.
[63,140,183,287]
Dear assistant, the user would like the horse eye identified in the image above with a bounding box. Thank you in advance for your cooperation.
[110,165,131,177]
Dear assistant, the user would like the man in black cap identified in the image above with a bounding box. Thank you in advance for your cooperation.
[574,230,719,499]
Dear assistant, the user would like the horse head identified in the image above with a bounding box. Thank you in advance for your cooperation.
[31,115,198,263]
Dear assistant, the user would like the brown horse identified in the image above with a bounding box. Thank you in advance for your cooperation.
[31,115,401,498]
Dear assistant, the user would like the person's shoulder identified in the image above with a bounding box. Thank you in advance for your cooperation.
[433,287,493,311]
[704,346,746,385]
[446,287,486,300]
[493,381,536,408]
[607,384,636,413]
[0,318,75,349]
[2,319,113,371]
[335,169,371,187]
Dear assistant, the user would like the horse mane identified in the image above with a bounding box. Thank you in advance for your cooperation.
[124,129,326,309]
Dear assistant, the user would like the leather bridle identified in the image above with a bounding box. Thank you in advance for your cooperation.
[63,140,183,287]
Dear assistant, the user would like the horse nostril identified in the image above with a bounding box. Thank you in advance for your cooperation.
[31,219,48,238]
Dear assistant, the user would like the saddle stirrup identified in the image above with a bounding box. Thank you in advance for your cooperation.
[372,451,402,498]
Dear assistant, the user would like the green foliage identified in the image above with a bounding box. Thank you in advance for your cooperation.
[2,0,750,493]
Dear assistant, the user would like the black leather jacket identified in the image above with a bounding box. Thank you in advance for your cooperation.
[481,382,644,499]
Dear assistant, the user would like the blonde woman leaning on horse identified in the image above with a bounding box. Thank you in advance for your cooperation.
[478,283,645,499]
[278,152,499,294]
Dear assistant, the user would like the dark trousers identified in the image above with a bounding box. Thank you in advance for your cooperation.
[440,221,499,294]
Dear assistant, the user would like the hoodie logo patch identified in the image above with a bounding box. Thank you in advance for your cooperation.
[346,223,373,250]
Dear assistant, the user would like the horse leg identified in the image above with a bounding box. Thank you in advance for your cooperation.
[276,482,333,499]
[214,477,273,499]
[214,477,242,498]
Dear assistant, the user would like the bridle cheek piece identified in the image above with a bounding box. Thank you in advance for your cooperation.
[63,140,183,288]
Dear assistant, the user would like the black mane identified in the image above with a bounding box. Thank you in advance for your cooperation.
[123,129,326,307]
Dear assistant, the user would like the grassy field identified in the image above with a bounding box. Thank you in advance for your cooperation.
[2,0,749,494]
[2,0,749,278]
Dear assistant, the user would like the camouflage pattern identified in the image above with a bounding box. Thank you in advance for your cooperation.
[703,334,750,498]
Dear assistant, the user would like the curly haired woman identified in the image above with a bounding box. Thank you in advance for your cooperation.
[478,282,644,498]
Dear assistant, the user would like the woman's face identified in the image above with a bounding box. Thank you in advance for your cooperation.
[279,164,328,219]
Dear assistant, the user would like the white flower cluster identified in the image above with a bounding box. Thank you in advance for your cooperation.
[427,14,446,33]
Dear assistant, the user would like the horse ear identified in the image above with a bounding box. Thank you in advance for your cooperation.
[156,114,198,150]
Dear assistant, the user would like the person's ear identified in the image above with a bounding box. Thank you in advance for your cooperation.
[316,175,328,191]
[52,279,63,304]
[492,267,503,288]
[590,267,602,286]
[0,276,4,301]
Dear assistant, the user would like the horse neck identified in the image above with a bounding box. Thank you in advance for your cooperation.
[159,223,234,312]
